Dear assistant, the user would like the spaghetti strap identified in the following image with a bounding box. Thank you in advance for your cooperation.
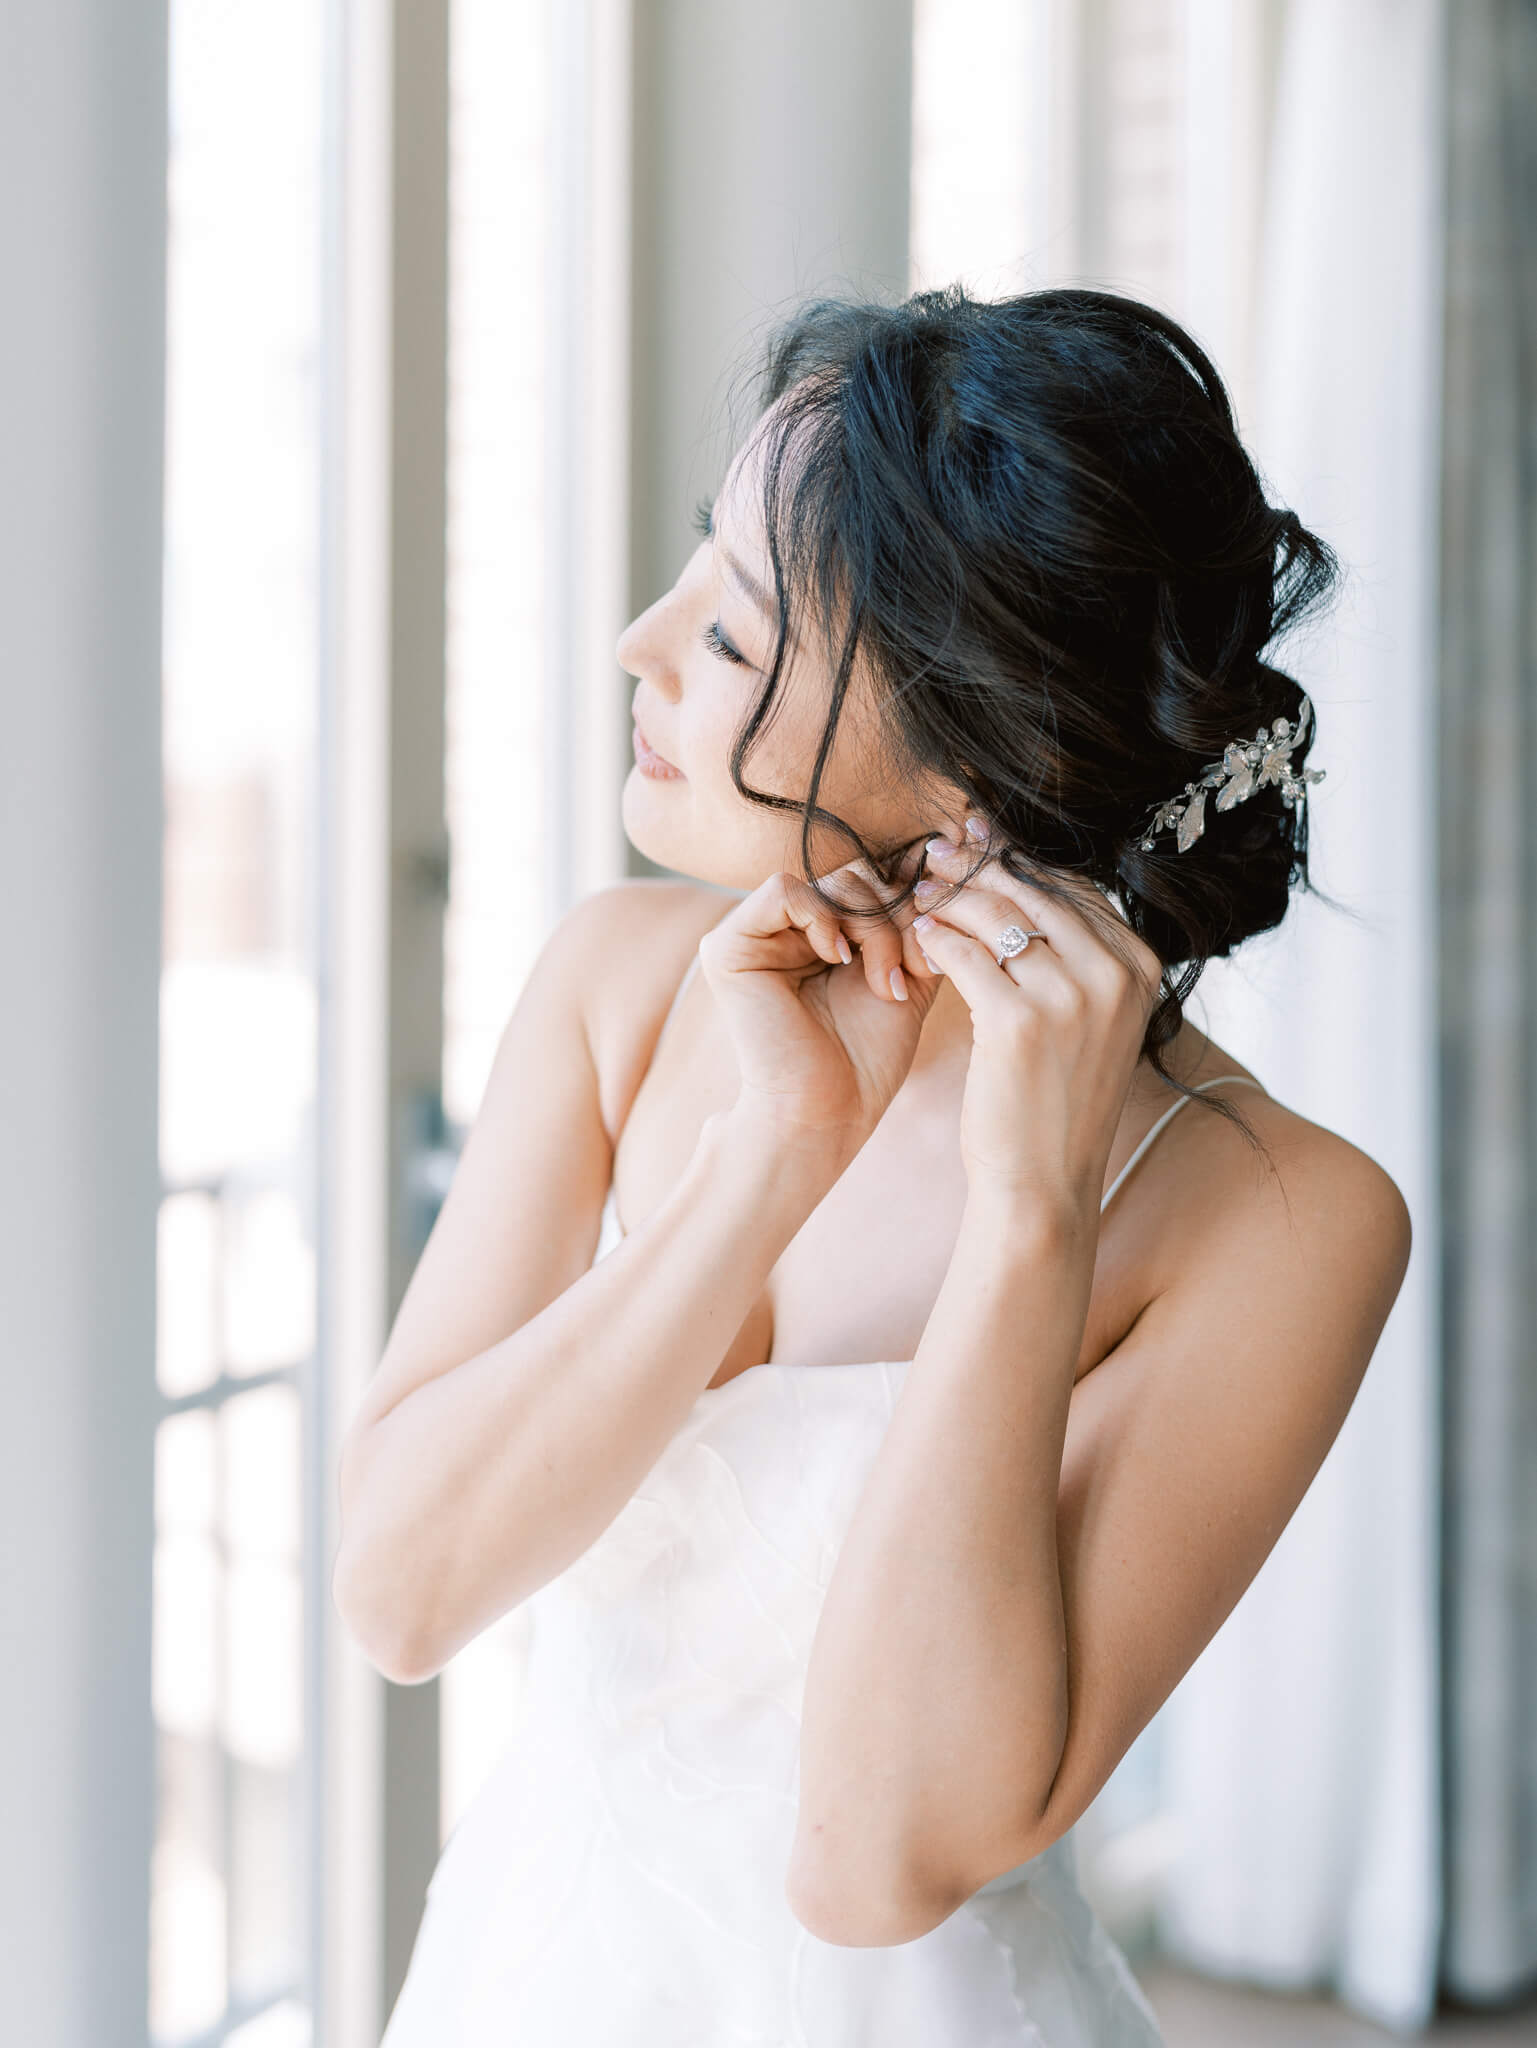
[1099,1073,1267,1214]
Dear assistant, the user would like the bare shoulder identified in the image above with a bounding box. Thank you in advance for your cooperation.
[546,873,729,963]
[1165,1079,1414,1400]
[564,878,740,1142]
[1224,1087,1411,1270]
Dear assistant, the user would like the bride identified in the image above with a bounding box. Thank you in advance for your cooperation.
[335,285,1411,2044]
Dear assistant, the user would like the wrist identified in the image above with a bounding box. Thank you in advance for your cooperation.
[960,1176,1098,1259]
[700,1105,848,1196]
[705,1101,856,1198]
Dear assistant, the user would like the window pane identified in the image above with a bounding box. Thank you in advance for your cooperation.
[441,0,552,1134]
[438,0,553,1845]
[910,0,1044,294]
[157,1405,218,1538]
[223,1190,317,1377]
[230,1754,305,2004]
[223,1561,304,1772]
[153,1522,219,1740]
[155,0,326,2037]
[158,1191,221,1399]
[150,1728,227,2038]
[221,1384,304,1562]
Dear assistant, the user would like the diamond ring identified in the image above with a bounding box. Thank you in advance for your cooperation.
[996,924,1048,965]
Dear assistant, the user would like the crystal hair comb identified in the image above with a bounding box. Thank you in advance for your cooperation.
[1135,694,1326,853]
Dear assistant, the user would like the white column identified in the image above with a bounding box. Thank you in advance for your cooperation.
[0,5,167,2045]
[321,6,392,2041]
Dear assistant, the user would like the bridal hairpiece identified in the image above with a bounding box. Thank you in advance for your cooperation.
[1135,694,1325,853]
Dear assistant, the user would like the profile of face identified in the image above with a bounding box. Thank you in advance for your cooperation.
[617,408,968,894]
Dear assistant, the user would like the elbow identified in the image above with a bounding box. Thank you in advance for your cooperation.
[333,1423,450,1684]
[783,1843,966,1949]
[331,1536,447,1686]
[783,1790,1069,1947]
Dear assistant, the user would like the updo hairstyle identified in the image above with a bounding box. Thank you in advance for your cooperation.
[722,284,1343,1126]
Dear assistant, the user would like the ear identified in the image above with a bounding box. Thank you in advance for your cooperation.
[918,769,979,848]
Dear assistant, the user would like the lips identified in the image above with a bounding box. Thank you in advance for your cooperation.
[632,712,684,779]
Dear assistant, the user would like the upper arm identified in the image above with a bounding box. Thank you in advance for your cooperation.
[1016,1130,1412,1859]
[339,879,717,1468]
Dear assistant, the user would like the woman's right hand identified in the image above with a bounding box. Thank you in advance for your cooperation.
[696,858,942,1169]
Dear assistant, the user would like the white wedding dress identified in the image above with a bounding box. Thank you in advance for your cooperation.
[380,963,1262,2044]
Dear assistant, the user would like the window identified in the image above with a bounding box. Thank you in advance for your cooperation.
[153,4,329,2040]
[437,0,554,1839]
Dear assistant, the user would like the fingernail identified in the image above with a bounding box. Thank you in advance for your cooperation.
[920,948,939,973]
[889,965,908,1001]
[913,912,933,933]
[964,815,989,843]
[835,931,852,964]
[913,877,942,906]
[925,837,958,861]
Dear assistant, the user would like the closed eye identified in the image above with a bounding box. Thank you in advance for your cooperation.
[701,619,749,667]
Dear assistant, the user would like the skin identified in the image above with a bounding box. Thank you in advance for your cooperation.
[334,406,1413,1950]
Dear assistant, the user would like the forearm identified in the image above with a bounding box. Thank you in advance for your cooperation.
[335,1110,840,1679]
[789,1189,1097,1935]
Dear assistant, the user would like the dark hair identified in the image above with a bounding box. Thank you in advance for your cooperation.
[720,283,1344,1136]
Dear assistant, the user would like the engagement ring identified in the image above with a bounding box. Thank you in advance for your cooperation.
[996,924,1048,964]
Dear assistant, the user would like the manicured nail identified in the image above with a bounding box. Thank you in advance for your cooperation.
[913,877,942,906]
[835,931,852,964]
[925,837,958,861]
[913,912,933,933]
[964,815,989,843]
[889,965,908,1001]
[920,948,939,974]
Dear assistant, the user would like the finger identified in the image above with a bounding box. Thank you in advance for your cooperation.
[821,860,912,1003]
[908,912,1020,1026]
[923,832,1081,946]
[837,858,944,987]
[834,855,954,999]
[857,907,910,1003]
[832,856,947,987]
[901,919,943,983]
[924,832,1117,984]
[707,873,853,975]
[913,878,1052,971]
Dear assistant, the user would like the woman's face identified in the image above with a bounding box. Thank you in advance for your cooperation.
[617,419,965,893]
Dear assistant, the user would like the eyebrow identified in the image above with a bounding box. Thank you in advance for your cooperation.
[723,548,775,618]
[698,496,777,620]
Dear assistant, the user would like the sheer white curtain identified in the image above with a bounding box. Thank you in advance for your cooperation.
[1152,0,1445,2030]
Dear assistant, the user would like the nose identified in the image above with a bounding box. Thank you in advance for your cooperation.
[616,587,684,700]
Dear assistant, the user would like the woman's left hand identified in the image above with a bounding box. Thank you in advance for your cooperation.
[910,819,1165,1222]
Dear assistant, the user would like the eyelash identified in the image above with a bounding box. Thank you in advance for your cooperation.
[692,499,748,666]
[701,619,748,666]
